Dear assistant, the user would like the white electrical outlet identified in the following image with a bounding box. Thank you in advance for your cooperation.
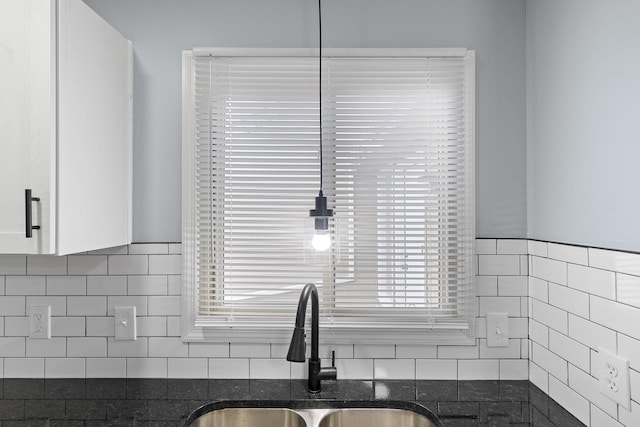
[486,312,509,347]
[598,347,631,410]
[29,306,51,339]
[115,306,137,340]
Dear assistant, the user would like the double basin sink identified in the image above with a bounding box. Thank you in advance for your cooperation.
[184,400,442,427]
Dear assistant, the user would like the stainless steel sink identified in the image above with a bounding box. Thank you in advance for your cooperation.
[186,408,307,427]
[184,401,442,427]
[318,408,438,427]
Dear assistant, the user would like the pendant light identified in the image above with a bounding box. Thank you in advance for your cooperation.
[309,0,333,252]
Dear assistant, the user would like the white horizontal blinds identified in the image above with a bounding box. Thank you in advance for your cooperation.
[193,51,473,330]
[326,57,473,327]
[194,56,325,325]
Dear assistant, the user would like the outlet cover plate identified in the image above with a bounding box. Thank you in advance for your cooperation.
[598,347,631,410]
[486,312,509,347]
[29,306,51,339]
[115,306,137,341]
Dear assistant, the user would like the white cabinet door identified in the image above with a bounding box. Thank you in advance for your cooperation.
[56,0,132,254]
[0,0,131,255]
[0,0,56,254]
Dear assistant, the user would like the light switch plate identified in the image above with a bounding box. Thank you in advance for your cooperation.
[486,312,509,347]
[598,347,631,410]
[115,306,136,341]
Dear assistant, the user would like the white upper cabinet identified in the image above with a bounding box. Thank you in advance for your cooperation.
[0,0,132,255]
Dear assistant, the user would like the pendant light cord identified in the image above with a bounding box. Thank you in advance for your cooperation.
[318,0,324,192]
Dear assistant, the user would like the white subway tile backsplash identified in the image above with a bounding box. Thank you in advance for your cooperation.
[479,339,521,359]
[68,255,108,275]
[107,338,148,357]
[230,343,270,358]
[4,317,27,336]
[45,358,85,378]
[149,255,181,275]
[590,295,640,341]
[532,342,568,383]
[67,337,107,357]
[149,337,188,358]
[250,359,291,379]
[529,360,549,393]
[374,359,415,379]
[619,400,640,427]
[531,299,568,334]
[0,296,25,316]
[499,359,528,380]
[568,264,616,300]
[67,296,107,316]
[478,255,521,275]
[108,255,148,275]
[51,317,85,336]
[475,239,497,255]
[0,239,637,427]
[6,276,46,295]
[4,358,44,378]
[479,296,521,317]
[107,296,148,316]
[354,344,395,359]
[209,358,249,379]
[0,337,26,357]
[437,344,479,359]
[497,239,528,254]
[137,317,167,336]
[589,248,640,276]
[189,342,230,358]
[168,357,208,378]
[618,334,640,371]
[548,283,590,318]
[46,276,87,295]
[617,272,640,309]
[548,330,590,372]
[86,317,114,336]
[26,256,67,276]
[0,255,27,275]
[548,243,588,266]
[127,358,167,378]
[86,358,126,378]
[497,276,528,296]
[395,345,437,359]
[128,244,169,255]
[548,376,590,425]
[458,359,499,380]
[26,337,66,357]
[335,359,373,379]
[416,359,457,380]
[26,296,66,316]
[590,405,624,427]
[567,314,617,353]
[476,276,498,296]
[148,296,180,316]
[531,256,567,285]
[87,276,127,295]
[128,275,167,295]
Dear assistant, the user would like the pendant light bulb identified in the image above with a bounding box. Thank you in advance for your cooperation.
[311,230,331,251]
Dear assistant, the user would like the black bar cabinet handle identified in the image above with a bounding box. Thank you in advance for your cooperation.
[25,189,41,238]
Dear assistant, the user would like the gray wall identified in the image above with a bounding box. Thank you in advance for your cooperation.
[526,0,640,252]
[83,0,527,243]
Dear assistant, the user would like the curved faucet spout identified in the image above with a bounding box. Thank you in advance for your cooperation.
[286,283,337,393]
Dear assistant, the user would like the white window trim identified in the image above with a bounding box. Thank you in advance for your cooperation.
[181,48,476,345]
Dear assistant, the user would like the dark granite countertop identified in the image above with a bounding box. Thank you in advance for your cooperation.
[0,379,585,427]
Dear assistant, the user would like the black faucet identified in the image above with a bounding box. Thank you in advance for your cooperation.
[286,283,337,393]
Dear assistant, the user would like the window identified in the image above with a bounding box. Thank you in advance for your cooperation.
[182,48,475,344]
